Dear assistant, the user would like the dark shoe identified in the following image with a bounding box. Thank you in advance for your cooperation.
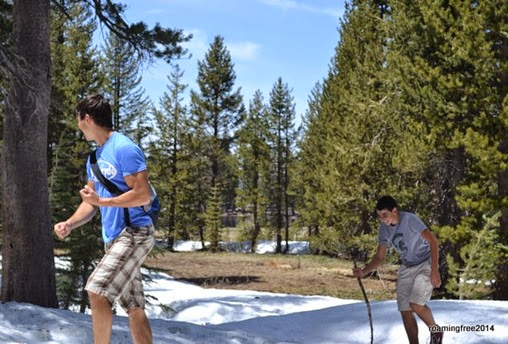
[430,331,443,344]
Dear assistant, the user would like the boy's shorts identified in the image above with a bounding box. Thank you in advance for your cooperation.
[396,259,433,311]
[85,225,155,312]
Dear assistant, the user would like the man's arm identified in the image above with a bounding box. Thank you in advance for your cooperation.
[353,244,387,278]
[421,228,441,288]
[79,170,151,208]
[54,181,98,239]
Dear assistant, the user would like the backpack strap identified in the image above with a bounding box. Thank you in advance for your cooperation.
[89,150,131,227]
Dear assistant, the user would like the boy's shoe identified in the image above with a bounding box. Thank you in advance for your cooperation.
[430,331,443,344]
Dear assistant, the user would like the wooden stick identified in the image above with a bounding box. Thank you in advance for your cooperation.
[354,260,374,344]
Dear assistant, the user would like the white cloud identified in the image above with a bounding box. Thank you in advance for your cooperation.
[260,0,341,18]
[181,29,210,59]
[181,31,261,62]
[227,41,261,61]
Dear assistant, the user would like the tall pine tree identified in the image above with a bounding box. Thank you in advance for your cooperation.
[236,90,271,252]
[299,0,391,259]
[190,35,243,249]
[150,64,192,248]
[267,78,297,253]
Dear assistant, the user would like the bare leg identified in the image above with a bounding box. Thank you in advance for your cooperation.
[128,307,153,344]
[410,303,437,327]
[88,292,113,344]
[401,310,419,344]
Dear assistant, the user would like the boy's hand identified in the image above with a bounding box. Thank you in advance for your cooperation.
[353,267,365,278]
[80,185,100,206]
[54,220,72,239]
[431,268,441,288]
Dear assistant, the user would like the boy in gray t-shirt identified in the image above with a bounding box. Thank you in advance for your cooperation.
[353,196,443,344]
[378,211,431,267]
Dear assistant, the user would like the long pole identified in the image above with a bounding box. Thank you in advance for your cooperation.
[353,260,374,344]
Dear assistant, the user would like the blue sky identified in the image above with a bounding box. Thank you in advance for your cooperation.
[118,0,345,124]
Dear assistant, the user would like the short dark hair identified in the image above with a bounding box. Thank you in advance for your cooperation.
[376,196,398,211]
[76,94,113,129]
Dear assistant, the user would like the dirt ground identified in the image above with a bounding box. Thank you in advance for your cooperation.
[144,251,398,301]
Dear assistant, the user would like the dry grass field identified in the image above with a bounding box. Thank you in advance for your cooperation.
[144,251,399,301]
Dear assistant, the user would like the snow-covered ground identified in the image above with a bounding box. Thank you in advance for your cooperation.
[1,242,507,343]
[170,240,310,255]
[1,266,507,343]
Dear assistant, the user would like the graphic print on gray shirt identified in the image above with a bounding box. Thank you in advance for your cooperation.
[378,212,430,266]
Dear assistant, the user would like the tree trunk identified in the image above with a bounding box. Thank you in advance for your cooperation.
[1,0,57,307]
[275,128,283,253]
[495,139,508,300]
[431,148,464,296]
[283,168,289,254]
[251,168,260,253]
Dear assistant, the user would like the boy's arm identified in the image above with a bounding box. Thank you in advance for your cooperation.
[79,170,151,208]
[353,244,387,278]
[421,228,441,288]
[54,181,98,239]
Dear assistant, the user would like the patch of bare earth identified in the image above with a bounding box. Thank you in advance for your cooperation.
[144,251,398,301]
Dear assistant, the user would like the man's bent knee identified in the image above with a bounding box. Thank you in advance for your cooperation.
[409,302,425,312]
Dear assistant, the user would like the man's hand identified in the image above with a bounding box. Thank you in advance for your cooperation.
[431,268,441,288]
[80,185,100,206]
[353,267,365,279]
[54,220,72,239]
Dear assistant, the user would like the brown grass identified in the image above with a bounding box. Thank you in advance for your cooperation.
[144,251,398,301]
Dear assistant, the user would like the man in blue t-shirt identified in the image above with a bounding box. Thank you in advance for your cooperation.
[353,196,443,344]
[54,94,154,344]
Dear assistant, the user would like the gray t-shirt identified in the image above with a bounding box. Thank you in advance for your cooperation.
[378,211,430,266]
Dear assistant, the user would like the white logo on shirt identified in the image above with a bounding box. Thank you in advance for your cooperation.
[97,159,117,180]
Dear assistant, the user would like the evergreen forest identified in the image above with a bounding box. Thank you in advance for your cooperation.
[0,0,507,309]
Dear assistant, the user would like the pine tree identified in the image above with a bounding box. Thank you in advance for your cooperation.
[150,64,192,248]
[0,0,10,237]
[446,212,502,299]
[267,78,298,253]
[387,0,507,297]
[1,0,57,307]
[298,0,391,259]
[184,122,211,246]
[190,35,243,247]
[481,0,508,300]
[205,184,222,252]
[294,82,327,252]
[236,90,271,252]
[101,32,151,146]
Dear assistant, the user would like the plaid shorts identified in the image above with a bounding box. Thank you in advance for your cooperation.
[85,225,155,312]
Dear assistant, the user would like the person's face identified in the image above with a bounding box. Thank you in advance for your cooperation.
[376,208,399,226]
[76,113,93,141]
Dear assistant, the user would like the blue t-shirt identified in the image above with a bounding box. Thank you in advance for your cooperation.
[86,132,152,243]
[378,211,430,266]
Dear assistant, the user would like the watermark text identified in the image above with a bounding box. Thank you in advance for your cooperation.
[430,324,496,333]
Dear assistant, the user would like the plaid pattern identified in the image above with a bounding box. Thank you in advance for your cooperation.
[85,225,155,312]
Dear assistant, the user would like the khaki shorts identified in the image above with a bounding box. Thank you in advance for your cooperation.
[85,225,155,312]
[396,260,433,311]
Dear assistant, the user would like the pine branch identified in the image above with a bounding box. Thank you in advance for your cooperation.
[83,0,191,63]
